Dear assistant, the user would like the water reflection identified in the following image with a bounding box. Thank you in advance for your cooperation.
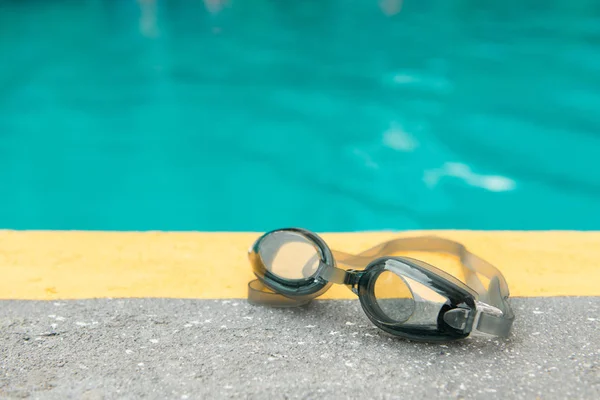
[379,0,403,16]
[423,163,516,193]
[134,0,403,38]
[202,0,230,14]
[138,0,159,37]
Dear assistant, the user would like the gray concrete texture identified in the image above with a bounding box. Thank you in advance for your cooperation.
[1,297,598,399]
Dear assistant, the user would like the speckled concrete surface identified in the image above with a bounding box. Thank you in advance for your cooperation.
[1,298,598,399]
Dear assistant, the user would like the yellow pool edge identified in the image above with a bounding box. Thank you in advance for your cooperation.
[1,230,599,300]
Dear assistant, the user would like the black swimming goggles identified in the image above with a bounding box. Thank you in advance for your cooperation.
[248,228,515,342]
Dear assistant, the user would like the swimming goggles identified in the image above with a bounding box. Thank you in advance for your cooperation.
[248,228,515,342]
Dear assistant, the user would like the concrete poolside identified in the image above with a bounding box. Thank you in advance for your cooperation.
[1,231,599,399]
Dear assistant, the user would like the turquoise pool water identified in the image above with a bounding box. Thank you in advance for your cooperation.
[1,0,599,231]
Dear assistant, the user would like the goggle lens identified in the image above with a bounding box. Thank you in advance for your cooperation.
[362,259,458,331]
[372,269,415,323]
[257,230,320,280]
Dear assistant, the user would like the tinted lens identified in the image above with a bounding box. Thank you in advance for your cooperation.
[258,231,320,280]
[373,270,415,323]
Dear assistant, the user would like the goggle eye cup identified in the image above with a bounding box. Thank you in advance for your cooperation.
[358,258,477,341]
[249,229,335,302]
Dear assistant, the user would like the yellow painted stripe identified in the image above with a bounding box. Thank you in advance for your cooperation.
[1,230,599,300]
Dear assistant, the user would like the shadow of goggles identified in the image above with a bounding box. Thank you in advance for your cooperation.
[248,228,514,342]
